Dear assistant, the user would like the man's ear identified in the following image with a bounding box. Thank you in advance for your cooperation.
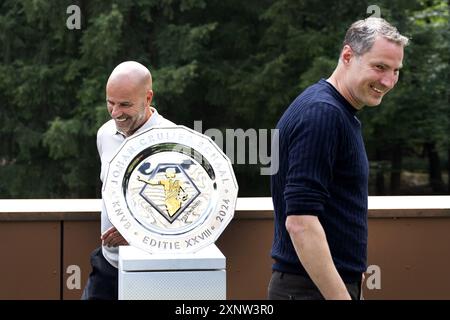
[341,45,355,65]
[147,89,154,105]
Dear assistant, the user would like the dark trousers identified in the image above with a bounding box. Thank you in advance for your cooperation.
[81,247,118,300]
[268,270,362,300]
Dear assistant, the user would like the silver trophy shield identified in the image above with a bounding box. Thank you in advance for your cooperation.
[102,126,238,254]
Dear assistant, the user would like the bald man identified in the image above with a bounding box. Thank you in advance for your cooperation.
[82,61,174,300]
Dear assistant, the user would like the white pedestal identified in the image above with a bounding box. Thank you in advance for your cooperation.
[118,244,226,300]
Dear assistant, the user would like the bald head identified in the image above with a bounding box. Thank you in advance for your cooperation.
[105,61,154,137]
[107,61,152,92]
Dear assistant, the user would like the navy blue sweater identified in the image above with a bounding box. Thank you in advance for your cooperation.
[271,79,369,283]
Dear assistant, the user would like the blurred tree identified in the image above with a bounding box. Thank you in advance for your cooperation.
[0,0,447,198]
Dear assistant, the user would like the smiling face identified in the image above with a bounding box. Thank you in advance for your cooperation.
[106,73,153,137]
[342,36,404,108]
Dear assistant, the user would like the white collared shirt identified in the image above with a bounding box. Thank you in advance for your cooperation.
[96,108,175,267]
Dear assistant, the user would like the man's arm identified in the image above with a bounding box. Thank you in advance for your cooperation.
[286,215,351,300]
[137,175,159,185]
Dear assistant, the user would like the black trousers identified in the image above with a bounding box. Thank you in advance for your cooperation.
[81,247,118,300]
[268,270,362,300]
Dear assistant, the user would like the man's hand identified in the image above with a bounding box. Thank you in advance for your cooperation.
[101,226,129,247]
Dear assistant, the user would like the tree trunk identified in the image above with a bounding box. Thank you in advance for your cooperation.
[424,142,445,193]
[390,145,402,195]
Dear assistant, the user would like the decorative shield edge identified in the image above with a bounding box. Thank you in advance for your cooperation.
[102,125,238,254]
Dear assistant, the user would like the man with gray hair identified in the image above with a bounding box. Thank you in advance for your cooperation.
[269,17,408,300]
[82,61,174,299]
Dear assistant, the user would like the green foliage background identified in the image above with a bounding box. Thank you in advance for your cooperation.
[0,0,448,198]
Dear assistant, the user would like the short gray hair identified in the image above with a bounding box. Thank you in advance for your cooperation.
[343,17,409,56]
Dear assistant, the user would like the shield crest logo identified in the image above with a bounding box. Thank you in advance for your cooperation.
[138,164,200,223]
